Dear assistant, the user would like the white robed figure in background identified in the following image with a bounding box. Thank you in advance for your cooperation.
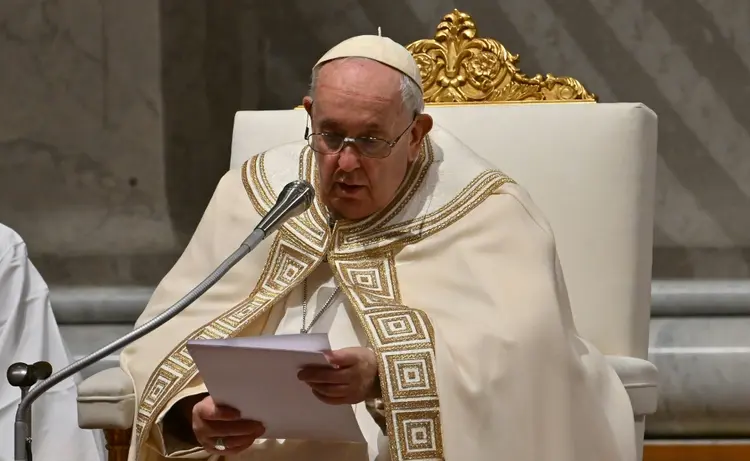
[0,223,104,461]
[121,35,636,461]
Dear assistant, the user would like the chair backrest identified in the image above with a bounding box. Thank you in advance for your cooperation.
[229,9,658,360]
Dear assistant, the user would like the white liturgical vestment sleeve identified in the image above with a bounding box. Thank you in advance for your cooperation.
[0,223,104,461]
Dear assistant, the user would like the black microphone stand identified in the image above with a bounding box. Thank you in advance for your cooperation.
[7,179,314,461]
[7,362,52,461]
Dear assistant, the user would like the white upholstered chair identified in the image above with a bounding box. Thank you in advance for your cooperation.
[76,10,658,461]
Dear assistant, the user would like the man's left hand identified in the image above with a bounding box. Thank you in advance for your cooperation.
[297,346,379,405]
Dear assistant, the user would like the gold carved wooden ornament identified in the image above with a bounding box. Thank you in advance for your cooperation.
[406,10,597,103]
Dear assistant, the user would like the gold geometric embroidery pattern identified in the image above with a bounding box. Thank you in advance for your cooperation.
[289,149,330,252]
[330,254,443,461]
[244,152,330,254]
[245,154,276,212]
[336,168,515,254]
[135,159,331,456]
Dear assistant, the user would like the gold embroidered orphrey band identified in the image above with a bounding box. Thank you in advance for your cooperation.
[331,252,443,459]
[133,140,514,461]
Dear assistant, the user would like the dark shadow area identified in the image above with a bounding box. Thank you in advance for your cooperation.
[160,0,244,247]
[33,253,180,286]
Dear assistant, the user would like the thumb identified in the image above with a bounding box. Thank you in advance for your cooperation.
[325,347,363,367]
[198,398,241,421]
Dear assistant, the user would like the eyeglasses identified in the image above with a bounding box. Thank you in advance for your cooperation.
[305,116,416,159]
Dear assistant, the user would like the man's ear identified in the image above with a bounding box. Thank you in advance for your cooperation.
[408,114,433,161]
[303,96,313,116]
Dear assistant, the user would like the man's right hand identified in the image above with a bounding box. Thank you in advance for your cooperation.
[190,395,265,455]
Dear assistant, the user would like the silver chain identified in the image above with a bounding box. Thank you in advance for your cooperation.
[300,278,340,334]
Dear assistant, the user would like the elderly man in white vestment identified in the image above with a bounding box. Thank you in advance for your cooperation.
[0,223,103,461]
[120,35,636,461]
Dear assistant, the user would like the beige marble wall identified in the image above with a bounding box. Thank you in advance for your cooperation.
[2,0,749,284]
[0,0,173,283]
[0,0,260,284]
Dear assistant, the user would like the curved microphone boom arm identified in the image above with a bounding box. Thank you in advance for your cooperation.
[11,179,315,461]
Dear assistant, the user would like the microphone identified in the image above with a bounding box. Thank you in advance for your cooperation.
[32,362,53,381]
[10,180,315,461]
[255,180,316,237]
[7,362,53,388]
[7,361,52,461]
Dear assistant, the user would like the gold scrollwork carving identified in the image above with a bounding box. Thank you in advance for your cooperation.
[406,9,597,103]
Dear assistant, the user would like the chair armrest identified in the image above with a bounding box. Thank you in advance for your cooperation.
[606,355,658,416]
[77,367,135,430]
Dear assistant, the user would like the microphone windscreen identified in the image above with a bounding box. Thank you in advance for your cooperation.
[32,361,53,380]
[255,180,315,236]
[6,362,31,387]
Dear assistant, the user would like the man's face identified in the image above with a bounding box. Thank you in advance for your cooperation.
[303,58,432,221]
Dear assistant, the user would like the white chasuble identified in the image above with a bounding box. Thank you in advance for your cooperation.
[120,126,636,461]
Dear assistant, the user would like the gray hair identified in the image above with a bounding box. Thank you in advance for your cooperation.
[309,58,425,115]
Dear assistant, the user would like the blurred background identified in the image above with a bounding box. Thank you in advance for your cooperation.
[1,0,749,459]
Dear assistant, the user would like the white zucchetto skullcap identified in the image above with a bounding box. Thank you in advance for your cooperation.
[314,35,423,94]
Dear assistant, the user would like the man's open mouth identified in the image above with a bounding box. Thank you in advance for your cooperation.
[336,183,364,195]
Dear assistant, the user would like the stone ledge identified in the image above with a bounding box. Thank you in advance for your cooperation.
[49,280,750,324]
[647,317,750,437]
[52,286,153,324]
[651,280,750,316]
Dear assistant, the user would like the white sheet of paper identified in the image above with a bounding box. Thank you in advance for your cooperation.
[186,333,365,443]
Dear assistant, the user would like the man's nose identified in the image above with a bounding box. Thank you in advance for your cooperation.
[337,145,361,172]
